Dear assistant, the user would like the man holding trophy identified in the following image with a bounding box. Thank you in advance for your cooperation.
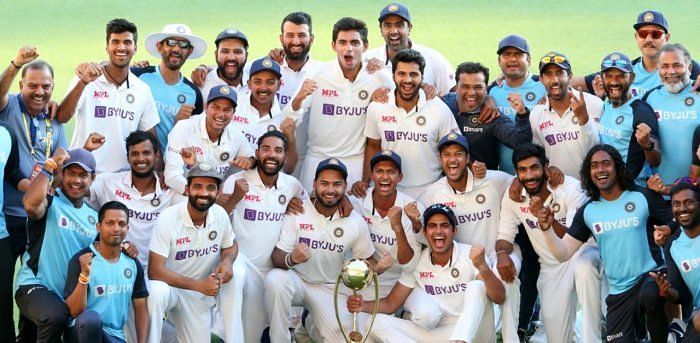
[346,204,505,343]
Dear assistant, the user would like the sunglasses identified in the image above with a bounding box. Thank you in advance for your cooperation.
[601,59,629,69]
[163,39,192,49]
[540,55,568,64]
[637,29,664,40]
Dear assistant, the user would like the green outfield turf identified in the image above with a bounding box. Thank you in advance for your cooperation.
[5,0,699,336]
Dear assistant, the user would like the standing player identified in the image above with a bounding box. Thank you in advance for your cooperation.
[197,28,250,99]
[286,17,392,190]
[148,162,244,343]
[264,158,390,342]
[63,201,149,343]
[218,130,307,342]
[347,204,504,342]
[597,52,661,183]
[538,144,675,343]
[442,62,533,170]
[164,85,254,195]
[497,144,602,342]
[134,24,206,153]
[488,35,547,174]
[60,19,160,173]
[530,51,603,178]
[364,3,454,95]
[359,49,458,199]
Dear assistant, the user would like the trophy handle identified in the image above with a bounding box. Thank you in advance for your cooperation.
[362,272,380,343]
[334,274,351,343]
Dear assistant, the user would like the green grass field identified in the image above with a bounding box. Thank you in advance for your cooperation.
[5,0,700,338]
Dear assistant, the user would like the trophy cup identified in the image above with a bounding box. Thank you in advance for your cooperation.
[334,258,380,343]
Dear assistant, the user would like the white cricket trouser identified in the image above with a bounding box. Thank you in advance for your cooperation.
[538,244,602,343]
[492,248,522,343]
[147,259,246,343]
[264,268,357,343]
[299,153,364,192]
[368,280,497,342]
[238,254,273,343]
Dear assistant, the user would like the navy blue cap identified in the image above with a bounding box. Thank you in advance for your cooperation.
[207,85,238,106]
[249,57,282,79]
[215,28,249,48]
[378,3,411,23]
[497,35,530,55]
[633,10,669,33]
[315,158,348,180]
[63,149,96,173]
[600,52,632,73]
[438,132,469,153]
[538,51,572,73]
[423,203,457,227]
[370,150,402,172]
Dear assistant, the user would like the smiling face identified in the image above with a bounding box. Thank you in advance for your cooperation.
[107,31,136,68]
[456,72,487,112]
[658,49,691,93]
[127,139,157,178]
[281,21,313,61]
[256,135,286,176]
[602,68,634,106]
[516,156,548,196]
[186,176,219,212]
[332,30,367,74]
[380,15,411,52]
[205,98,235,135]
[588,150,618,193]
[440,143,469,184]
[247,70,279,108]
[672,188,700,228]
[371,160,402,197]
[97,209,129,247]
[393,61,422,102]
[157,37,193,71]
[424,213,455,254]
[540,64,571,101]
[61,164,93,202]
[216,38,247,82]
[498,47,530,80]
[313,169,346,208]
[20,66,54,116]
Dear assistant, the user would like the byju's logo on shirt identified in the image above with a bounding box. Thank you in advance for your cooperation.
[58,215,94,237]
[93,105,135,120]
[544,131,580,146]
[592,217,640,234]
[94,284,133,297]
[681,258,700,273]
[298,237,344,252]
[243,208,284,222]
[370,233,396,246]
[174,244,220,260]
[321,103,367,116]
[424,283,467,295]
[383,130,428,142]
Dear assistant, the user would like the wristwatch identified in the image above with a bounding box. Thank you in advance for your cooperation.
[644,141,655,151]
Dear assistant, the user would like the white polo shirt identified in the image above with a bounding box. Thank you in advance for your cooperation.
[276,199,375,284]
[164,115,254,195]
[398,242,481,318]
[278,58,318,161]
[530,91,603,178]
[286,61,393,158]
[365,90,458,188]
[87,171,186,268]
[230,91,286,146]
[498,176,589,266]
[349,189,423,286]
[421,170,510,254]
[149,202,235,280]
[68,74,160,173]
[364,42,454,95]
[200,68,248,101]
[222,168,307,272]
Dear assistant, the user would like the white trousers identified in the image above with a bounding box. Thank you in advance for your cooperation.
[492,249,522,343]
[299,153,364,192]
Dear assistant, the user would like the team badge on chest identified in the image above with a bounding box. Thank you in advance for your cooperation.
[686,97,695,107]
[624,202,635,212]
[208,230,218,241]
[334,227,344,238]
[475,194,486,204]
[451,268,460,278]
[525,92,536,101]
[220,152,230,161]
[416,116,426,126]
[124,268,133,279]
[359,90,369,100]
[278,194,287,204]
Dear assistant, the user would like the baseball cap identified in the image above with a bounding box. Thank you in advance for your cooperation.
[497,35,530,55]
[370,150,402,172]
[249,57,282,79]
[438,132,469,153]
[538,51,572,73]
[633,10,669,33]
[63,149,96,173]
[215,28,249,49]
[315,158,348,180]
[600,52,632,73]
[207,85,238,107]
[378,3,411,23]
[423,203,457,227]
[187,162,223,183]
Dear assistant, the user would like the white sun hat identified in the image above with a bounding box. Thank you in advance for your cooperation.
[145,24,207,59]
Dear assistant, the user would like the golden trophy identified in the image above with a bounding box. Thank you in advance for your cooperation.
[334,258,380,343]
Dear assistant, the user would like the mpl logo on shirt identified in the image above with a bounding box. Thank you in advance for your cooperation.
[680,258,700,273]
[592,217,640,235]
[114,189,132,202]
[93,90,109,99]
[381,115,397,123]
[321,89,339,98]
[299,223,314,232]
[244,194,261,203]
[419,271,434,279]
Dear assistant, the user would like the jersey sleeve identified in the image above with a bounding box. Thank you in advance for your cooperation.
[276,215,298,253]
[86,173,107,210]
[63,248,89,298]
[350,216,376,259]
[431,53,455,95]
[436,101,459,137]
[149,215,173,258]
[183,78,204,115]
[292,179,309,200]
[397,268,417,289]
[137,88,160,131]
[692,125,700,166]
[233,133,255,158]
[665,239,692,305]
[364,102,382,140]
[163,122,188,195]
[487,170,513,197]
[578,94,602,148]
[497,179,521,244]
[493,113,533,149]
[631,100,660,140]
[639,186,678,233]
[566,203,592,242]
[562,179,589,227]
[691,60,700,81]
[131,259,149,298]
[219,212,235,249]
[65,76,85,115]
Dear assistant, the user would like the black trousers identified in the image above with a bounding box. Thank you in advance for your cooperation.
[605,274,668,343]
[0,215,28,343]
[515,224,541,332]
[15,284,69,343]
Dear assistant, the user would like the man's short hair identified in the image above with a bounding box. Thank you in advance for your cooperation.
[391,49,425,76]
[332,17,368,45]
[657,43,692,66]
[670,181,700,203]
[455,62,490,85]
[125,130,160,155]
[258,130,289,151]
[512,143,548,169]
[106,18,138,44]
[21,60,54,79]
[98,201,130,224]
[281,12,312,34]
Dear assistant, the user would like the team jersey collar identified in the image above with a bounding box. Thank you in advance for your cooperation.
[243,92,282,121]
[392,89,426,115]
[96,71,132,89]
[281,55,314,72]
[246,167,282,190]
[120,170,165,198]
[429,240,458,269]
[519,181,555,206]
[157,65,183,85]
[179,202,209,229]
[331,58,368,82]
[362,187,407,217]
[448,168,474,194]
[307,197,341,220]
[16,95,49,119]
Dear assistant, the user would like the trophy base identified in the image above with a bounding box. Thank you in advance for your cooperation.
[349,331,363,343]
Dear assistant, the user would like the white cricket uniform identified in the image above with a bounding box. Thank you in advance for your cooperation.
[164,115,254,195]
[349,189,423,296]
[67,74,160,173]
[368,242,496,342]
[364,42,455,95]
[365,90,458,198]
[498,176,602,343]
[148,202,245,343]
[199,68,248,101]
[286,61,393,190]
[420,169,520,342]
[221,168,307,343]
[264,200,375,342]
[230,91,286,146]
[530,91,603,178]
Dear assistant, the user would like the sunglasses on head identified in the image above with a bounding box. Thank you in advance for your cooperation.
[163,39,192,49]
[540,55,568,64]
[674,177,697,186]
[602,59,629,69]
[637,29,664,40]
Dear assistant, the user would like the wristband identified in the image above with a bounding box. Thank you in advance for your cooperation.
[79,273,90,284]
[40,168,53,179]
[44,158,58,171]
[496,250,509,256]
[285,253,297,269]
[10,60,21,69]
